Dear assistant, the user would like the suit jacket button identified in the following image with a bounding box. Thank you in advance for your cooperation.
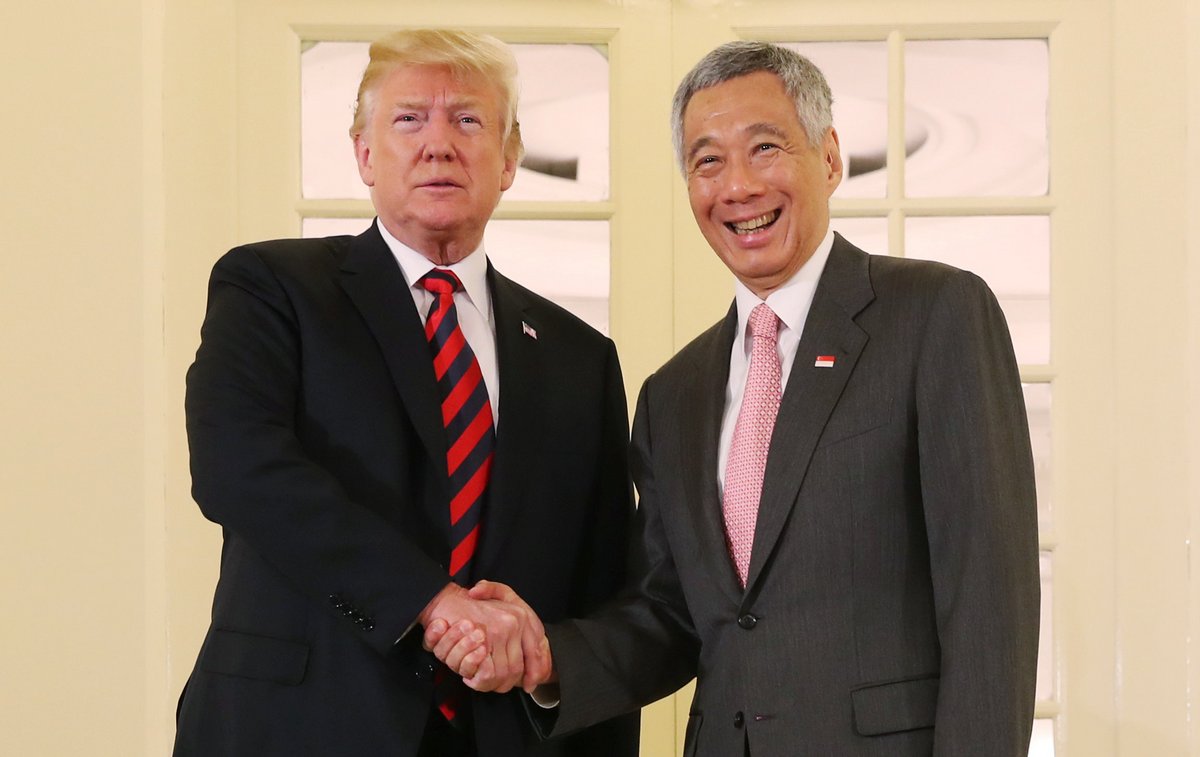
[737,614,758,630]
[733,711,745,728]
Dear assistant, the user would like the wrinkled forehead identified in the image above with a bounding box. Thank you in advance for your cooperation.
[375,62,500,99]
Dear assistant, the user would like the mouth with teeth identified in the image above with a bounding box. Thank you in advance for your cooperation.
[726,209,781,235]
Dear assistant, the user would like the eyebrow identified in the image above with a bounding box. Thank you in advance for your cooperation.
[684,136,715,166]
[744,122,789,142]
[389,96,484,112]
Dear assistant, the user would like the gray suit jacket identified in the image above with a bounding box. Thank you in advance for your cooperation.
[544,234,1040,756]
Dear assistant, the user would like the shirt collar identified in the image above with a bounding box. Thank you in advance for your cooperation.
[376,220,491,317]
[733,227,835,341]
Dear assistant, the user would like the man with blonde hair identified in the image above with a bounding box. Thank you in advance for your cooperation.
[174,29,638,756]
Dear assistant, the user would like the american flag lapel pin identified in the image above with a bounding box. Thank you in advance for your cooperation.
[522,321,538,340]
[814,354,836,368]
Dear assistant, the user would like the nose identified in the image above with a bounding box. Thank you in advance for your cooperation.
[720,156,763,204]
[421,119,456,162]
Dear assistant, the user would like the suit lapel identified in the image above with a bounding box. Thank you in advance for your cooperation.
[676,305,746,606]
[473,266,543,573]
[337,223,446,471]
[745,235,875,592]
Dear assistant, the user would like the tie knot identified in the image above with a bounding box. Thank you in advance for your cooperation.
[420,268,462,296]
[748,303,780,342]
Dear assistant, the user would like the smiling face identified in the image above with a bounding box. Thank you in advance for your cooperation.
[682,71,843,297]
[353,64,517,264]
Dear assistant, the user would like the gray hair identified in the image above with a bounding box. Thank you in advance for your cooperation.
[671,41,833,173]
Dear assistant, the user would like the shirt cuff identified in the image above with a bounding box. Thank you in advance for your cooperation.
[529,683,561,709]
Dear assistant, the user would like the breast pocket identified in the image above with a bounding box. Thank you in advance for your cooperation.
[815,393,893,449]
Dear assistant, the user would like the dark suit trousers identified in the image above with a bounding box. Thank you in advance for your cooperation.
[418,709,474,757]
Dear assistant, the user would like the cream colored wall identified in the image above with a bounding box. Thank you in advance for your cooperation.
[0,0,159,754]
[1111,0,1195,753]
[161,0,239,753]
[1191,2,1200,754]
[2,1,1199,755]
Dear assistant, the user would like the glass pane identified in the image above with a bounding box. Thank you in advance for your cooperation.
[301,41,610,201]
[300,218,610,334]
[905,215,1050,365]
[1029,718,1055,757]
[485,220,610,334]
[1037,552,1055,701]
[905,39,1049,197]
[1023,383,1052,529]
[830,217,888,256]
[784,42,888,199]
[506,45,609,201]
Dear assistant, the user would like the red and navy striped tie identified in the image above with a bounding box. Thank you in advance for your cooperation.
[420,268,494,725]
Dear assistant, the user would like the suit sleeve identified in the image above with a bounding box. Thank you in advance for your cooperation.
[185,247,449,654]
[568,339,636,614]
[545,377,701,735]
[548,338,642,755]
[914,270,1041,755]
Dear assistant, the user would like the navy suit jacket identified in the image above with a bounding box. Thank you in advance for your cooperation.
[174,222,638,756]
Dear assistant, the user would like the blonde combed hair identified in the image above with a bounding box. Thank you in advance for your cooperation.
[349,29,524,162]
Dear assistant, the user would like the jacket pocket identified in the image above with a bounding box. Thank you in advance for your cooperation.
[850,675,939,736]
[815,395,893,449]
[200,628,309,685]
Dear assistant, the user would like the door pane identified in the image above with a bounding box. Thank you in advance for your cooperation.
[301,41,610,201]
[1029,718,1055,757]
[784,42,889,199]
[484,220,611,334]
[1023,383,1053,529]
[1038,551,1055,701]
[905,215,1050,365]
[831,217,888,256]
[905,39,1049,198]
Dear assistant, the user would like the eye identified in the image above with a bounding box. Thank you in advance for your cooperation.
[689,154,722,178]
[755,143,778,153]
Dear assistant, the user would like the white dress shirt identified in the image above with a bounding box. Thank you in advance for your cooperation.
[377,221,500,425]
[716,228,835,493]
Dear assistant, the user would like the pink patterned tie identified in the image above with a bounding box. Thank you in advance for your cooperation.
[723,303,782,587]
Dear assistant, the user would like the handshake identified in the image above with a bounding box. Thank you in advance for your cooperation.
[419,580,555,695]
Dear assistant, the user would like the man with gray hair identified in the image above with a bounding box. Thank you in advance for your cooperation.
[173,29,637,757]
[432,40,1040,756]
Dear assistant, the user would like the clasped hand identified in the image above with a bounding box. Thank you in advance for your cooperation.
[420,580,554,694]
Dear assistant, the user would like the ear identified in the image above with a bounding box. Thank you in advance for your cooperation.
[824,127,844,190]
[353,133,375,187]
[499,151,518,192]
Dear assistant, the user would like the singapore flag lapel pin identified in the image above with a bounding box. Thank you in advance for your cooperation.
[814,354,836,368]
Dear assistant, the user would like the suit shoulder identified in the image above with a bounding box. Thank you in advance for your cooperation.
[867,251,994,304]
[208,237,359,304]
[217,235,354,277]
